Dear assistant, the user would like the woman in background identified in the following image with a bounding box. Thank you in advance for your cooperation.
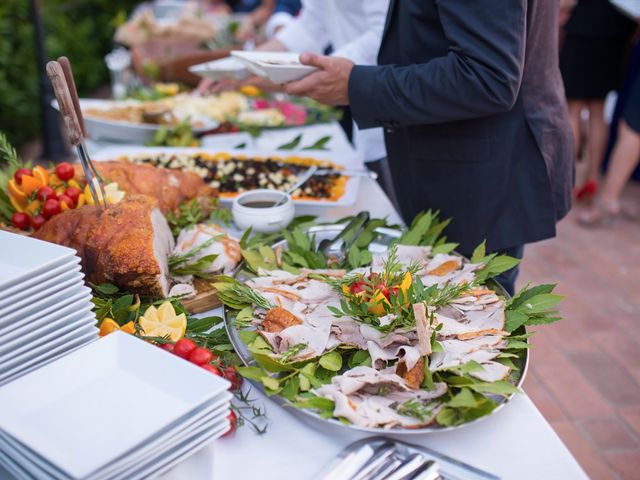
[559,0,635,202]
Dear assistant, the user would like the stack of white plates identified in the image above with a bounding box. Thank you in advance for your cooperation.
[0,332,232,480]
[0,231,97,386]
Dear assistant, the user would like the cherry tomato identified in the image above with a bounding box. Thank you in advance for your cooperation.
[188,347,214,365]
[36,186,57,202]
[58,194,74,209]
[349,278,367,295]
[158,343,174,353]
[223,410,238,437]
[173,338,197,359]
[55,162,74,181]
[223,365,243,392]
[14,168,32,185]
[30,214,46,230]
[65,187,81,205]
[201,364,222,376]
[41,198,61,219]
[11,212,30,230]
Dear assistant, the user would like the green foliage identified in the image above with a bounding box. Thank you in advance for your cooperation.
[0,0,134,148]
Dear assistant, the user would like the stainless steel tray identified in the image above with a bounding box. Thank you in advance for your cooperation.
[223,224,528,435]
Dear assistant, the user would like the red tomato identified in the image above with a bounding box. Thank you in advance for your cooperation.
[188,347,214,365]
[201,364,222,376]
[41,198,61,219]
[173,338,197,359]
[223,365,243,392]
[158,343,174,353]
[11,212,30,230]
[14,168,32,185]
[65,187,81,205]
[58,194,74,209]
[55,162,74,181]
[223,410,238,437]
[36,186,57,202]
[349,278,367,295]
[30,214,46,230]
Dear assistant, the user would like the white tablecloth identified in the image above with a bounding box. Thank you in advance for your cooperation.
[6,124,587,480]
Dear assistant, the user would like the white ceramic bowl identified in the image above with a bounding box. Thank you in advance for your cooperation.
[232,189,295,233]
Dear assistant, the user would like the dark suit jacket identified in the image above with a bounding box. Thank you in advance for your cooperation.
[349,0,574,253]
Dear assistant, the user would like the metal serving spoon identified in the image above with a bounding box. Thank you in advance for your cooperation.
[272,165,319,207]
[318,211,370,264]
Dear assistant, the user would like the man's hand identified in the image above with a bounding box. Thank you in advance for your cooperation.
[284,53,354,105]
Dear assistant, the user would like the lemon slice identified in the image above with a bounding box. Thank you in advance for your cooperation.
[138,301,186,342]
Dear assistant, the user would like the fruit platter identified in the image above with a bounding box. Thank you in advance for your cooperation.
[66,87,341,144]
[214,213,563,432]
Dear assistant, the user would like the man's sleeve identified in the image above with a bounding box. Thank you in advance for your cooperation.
[275,0,329,55]
[349,0,527,129]
[332,0,390,65]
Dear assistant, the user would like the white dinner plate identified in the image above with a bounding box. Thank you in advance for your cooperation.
[0,287,92,336]
[231,51,317,84]
[91,146,364,207]
[0,256,81,301]
[0,231,77,291]
[0,283,91,327]
[0,262,82,310]
[0,325,98,380]
[52,99,219,144]
[0,311,95,360]
[0,270,85,318]
[189,56,249,81]
[95,397,230,480]
[0,332,230,479]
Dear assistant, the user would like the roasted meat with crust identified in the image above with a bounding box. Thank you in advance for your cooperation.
[74,160,216,213]
[33,195,174,297]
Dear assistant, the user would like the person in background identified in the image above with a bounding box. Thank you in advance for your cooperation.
[559,0,635,203]
[281,0,574,295]
[228,0,301,41]
[579,68,640,225]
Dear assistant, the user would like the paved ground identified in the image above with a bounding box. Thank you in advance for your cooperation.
[520,183,640,480]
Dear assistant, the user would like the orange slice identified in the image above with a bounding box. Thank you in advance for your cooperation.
[20,175,41,196]
[99,318,120,337]
[7,179,27,203]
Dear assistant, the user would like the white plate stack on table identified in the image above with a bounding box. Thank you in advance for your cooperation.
[0,332,232,480]
[0,231,97,386]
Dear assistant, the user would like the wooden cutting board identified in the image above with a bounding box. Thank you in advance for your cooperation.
[182,278,222,314]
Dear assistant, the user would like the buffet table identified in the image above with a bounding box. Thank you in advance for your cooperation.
[0,123,587,480]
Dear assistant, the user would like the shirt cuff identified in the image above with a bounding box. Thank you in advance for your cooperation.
[349,65,383,130]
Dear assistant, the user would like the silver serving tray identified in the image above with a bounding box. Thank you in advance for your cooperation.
[223,224,529,434]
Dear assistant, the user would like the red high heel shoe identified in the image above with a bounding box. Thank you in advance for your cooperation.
[574,179,598,202]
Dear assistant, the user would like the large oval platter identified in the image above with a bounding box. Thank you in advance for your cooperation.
[223,224,529,434]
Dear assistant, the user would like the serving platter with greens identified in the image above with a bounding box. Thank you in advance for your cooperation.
[214,211,563,433]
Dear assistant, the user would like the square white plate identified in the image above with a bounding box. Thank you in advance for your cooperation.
[0,287,92,336]
[0,231,77,291]
[0,332,230,479]
[0,397,228,480]
[0,270,85,318]
[0,256,81,300]
[0,262,82,310]
[0,294,94,348]
[91,146,364,207]
[231,51,317,84]
[0,283,91,327]
[189,56,249,81]
[0,325,99,380]
[0,311,95,360]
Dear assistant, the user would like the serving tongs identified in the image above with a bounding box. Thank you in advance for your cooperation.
[46,57,107,209]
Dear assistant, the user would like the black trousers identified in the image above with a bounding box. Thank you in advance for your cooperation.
[461,245,524,296]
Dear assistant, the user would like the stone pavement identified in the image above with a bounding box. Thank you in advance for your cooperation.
[520,184,640,480]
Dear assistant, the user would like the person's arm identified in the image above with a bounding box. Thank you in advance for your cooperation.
[237,0,276,40]
[331,0,389,65]
[349,0,527,129]
[274,0,330,54]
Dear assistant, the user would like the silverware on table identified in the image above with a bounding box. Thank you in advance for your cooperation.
[46,57,107,209]
[318,211,370,263]
[385,453,432,480]
[272,165,319,207]
[351,442,397,480]
[315,168,378,180]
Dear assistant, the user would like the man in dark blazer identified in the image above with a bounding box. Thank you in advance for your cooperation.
[285,0,574,294]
